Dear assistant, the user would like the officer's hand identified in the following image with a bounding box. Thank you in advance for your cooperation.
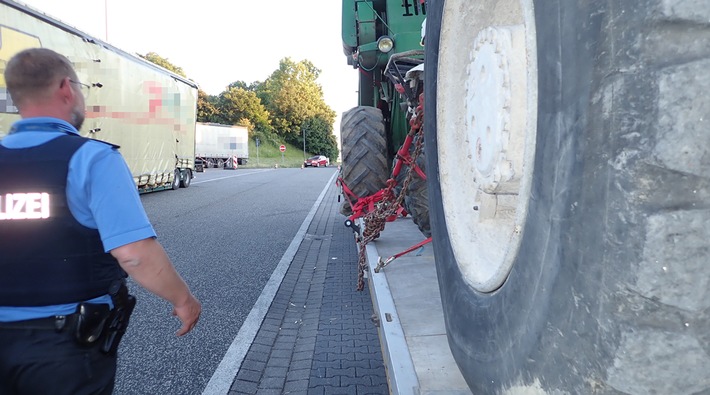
[172,294,202,336]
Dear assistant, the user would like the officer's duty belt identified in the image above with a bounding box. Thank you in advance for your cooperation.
[0,314,78,331]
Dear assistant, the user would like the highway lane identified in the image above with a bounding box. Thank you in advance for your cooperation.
[113,166,338,395]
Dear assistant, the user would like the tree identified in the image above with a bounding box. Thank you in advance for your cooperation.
[301,115,339,161]
[138,52,186,78]
[215,86,272,139]
[138,53,339,152]
[227,80,261,92]
[256,58,336,141]
[197,89,219,123]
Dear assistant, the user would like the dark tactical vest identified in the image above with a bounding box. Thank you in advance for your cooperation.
[0,133,123,306]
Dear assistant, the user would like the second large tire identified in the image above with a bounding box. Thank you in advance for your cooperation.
[394,136,430,238]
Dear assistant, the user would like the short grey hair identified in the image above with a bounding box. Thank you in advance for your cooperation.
[4,48,78,107]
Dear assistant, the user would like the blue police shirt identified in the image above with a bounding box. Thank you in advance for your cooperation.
[0,117,157,321]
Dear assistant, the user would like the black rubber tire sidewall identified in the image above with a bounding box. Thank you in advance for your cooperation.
[171,169,180,190]
[394,136,431,238]
[425,0,594,389]
[180,169,192,188]
[340,106,389,202]
[423,1,710,393]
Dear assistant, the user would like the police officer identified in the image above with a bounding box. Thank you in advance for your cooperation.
[0,48,201,394]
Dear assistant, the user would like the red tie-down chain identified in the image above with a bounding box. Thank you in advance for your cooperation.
[337,94,429,291]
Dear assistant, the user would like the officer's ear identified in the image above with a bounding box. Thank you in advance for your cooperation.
[58,77,76,104]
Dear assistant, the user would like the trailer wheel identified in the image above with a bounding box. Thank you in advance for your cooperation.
[425,0,710,394]
[180,169,192,188]
[339,106,389,214]
[217,159,225,169]
[171,169,180,191]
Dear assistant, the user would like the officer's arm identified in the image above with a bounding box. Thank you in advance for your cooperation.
[110,237,201,336]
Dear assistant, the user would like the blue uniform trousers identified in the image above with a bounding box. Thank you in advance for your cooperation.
[0,316,116,395]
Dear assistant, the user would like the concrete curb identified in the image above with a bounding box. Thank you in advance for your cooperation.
[364,234,419,395]
[362,217,473,395]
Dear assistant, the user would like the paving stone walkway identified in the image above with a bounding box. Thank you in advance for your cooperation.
[229,182,388,395]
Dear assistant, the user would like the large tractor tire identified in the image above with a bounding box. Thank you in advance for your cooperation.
[425,1,710,394]
[394,136,431,237]
[403,154,430,238]
[340,106,389,214]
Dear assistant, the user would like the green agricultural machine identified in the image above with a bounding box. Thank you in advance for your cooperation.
[339,0,429,236]
[341,0,709,394]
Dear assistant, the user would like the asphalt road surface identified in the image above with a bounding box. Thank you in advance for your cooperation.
[113,166,338,395]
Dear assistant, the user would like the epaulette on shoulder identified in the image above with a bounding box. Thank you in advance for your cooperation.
[88,138,121,150]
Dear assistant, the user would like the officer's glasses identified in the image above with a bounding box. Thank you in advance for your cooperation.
[69,79,91,98]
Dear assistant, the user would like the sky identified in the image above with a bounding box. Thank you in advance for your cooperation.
[17,0,359,138]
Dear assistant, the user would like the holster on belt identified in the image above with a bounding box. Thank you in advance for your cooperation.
[73,302,111,346]
[99,279,137,355]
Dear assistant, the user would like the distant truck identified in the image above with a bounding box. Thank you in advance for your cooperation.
[194,122,249,171]
[0,0,198,192]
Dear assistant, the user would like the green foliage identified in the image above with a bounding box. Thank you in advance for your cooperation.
[197,89,219,122]
[256,58,336,140]
[141,53,339,161]
[227,80,261,91]
[246,139,328,168]
[138,52,186,78]
[215,87,271,137]
[299,115,339,161]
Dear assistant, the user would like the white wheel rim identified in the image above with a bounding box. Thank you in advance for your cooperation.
[437,0,537,293]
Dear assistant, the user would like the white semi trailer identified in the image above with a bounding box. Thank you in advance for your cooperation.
[195,122,249,171]
[0,0,198,192]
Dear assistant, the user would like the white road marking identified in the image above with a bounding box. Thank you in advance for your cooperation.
[192,169,276,184]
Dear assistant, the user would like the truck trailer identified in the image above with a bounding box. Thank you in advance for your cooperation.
[340,0,710,394]
[194,122,249,171]
[0,0,198,193]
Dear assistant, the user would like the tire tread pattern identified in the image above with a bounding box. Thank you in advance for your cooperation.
[340,107,389,200]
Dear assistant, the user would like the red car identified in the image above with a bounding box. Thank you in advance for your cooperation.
[304,155,329,167]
